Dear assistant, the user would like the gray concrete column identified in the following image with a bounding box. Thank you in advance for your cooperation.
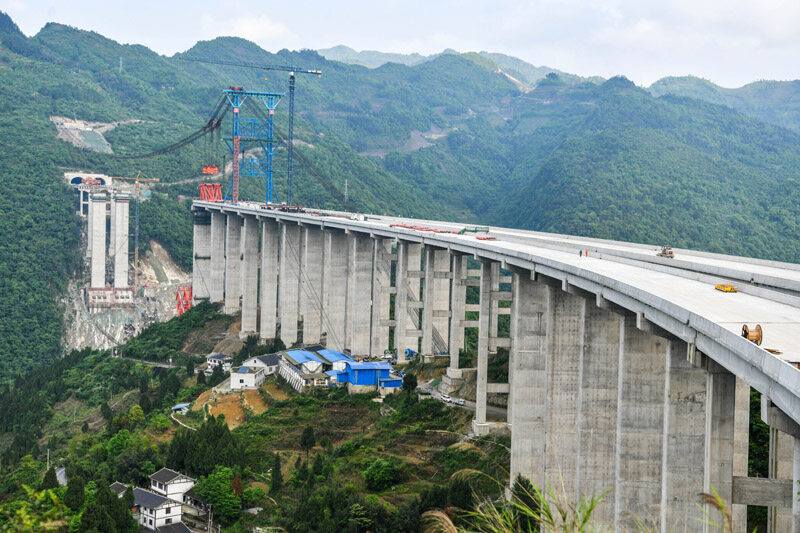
[794,437,800,533]
[324,230,347,351]
[223,213,242,314]
[448,253,467,368]
[279,222,301,345]
[109,195,116,259]
[489,262,500,339]
[90,192,107,288]
[240,215,259,337]
[209,212,226,302]
[473,260,492,433]
[614,319,668,530]
[192,209,211,302]
[300,226,325,346]
[87,192,94,258]
[577,301,621,526]
[370,238,392,356]
[112,195,129,288]
[394,241,421,361]
[659,339,708,533]
[732,378,751,533]
[544,287,584,497]
[704,362,736,533]
[347,232,373,355]
[770,427,796,532]
[421,247,451,355]
[259,219,279,339]
[509,269,550,488]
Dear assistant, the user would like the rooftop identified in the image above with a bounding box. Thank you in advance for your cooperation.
[284,349,323,366]
[109,481,128,496]
[254,353,281,366]
[346,361,393,371]
[134,487,170,509]
[207,353,232,361]
[156,522,193,533]
[317,349,353,363]
[150,467,192,484]
[171,403,191,411]
[234,366,262,374]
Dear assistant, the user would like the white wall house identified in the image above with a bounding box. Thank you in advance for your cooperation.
[242,353,281,375]
[205,353,232,374]
[230,366,266,390]
[149,468,195,501]
[134,487,182,530]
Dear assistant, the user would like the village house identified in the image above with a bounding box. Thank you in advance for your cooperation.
[149,468,195,500]
[205,353,232,374]
[230,365,266,390]
[331,360,402,395]
[133,487,182,530]
[241,353,281,375]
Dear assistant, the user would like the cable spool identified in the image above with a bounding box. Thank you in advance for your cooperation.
[741,324,763,345]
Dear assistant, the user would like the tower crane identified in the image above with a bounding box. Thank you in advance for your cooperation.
[110,172,160,292]
[178,56,322,204]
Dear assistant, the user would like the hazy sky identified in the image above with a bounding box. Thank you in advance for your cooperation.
[3,0,799,87]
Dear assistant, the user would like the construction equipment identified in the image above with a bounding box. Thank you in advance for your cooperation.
[657,245,675,258]
[110,172,160,292]
[715,284,738,293]
[742,324,763,345]
[199,183,223,202]
[458,226,490,234]
[178,56,322,204]
[176,285,192,315]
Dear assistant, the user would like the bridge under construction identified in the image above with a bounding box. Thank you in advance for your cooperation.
[192,199,800,532]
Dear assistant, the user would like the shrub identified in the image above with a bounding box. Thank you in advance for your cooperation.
[363,458,401,491]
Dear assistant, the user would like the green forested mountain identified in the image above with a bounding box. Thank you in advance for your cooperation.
[2,11,800,380]
[649,75,800,133]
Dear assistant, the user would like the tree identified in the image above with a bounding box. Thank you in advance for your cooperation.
[300,426,316,460]
[270,453,282,493]
[41,467,58,490]
[139,374,149,394]
[363,458,400,491]
[194,466,242,524]
[208,365,225,387]
[511,474,540,532]
[127,405,145,428]
[64,475,85,511]
[186,358,195,375]
[231,472,244,499]
[139,394,151,414]
[100,402,113,421]
[402,373,418,393]
[196,371,206,385]
[81,421,89,433]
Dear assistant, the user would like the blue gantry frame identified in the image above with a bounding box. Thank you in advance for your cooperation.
[222,88,285,203]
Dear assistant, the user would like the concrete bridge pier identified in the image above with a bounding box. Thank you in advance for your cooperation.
[370,237,392,356]
[300,226,325,346]
[209,212,226,302]
[279,222,301,345]
[394,241,422,362]
[223,213,241,313]
[191,208,211,303]
[421,246,451,355]
[347,232,373,354]
[442,253,468,393]
[473,259,493,435]
[259,219,279,339]
[323,230,348,351]
[240,215,259,337]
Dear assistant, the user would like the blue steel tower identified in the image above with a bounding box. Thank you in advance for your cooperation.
[222,88,284,203]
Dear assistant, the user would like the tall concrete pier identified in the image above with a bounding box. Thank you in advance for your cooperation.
[192,201,800,531]
[89,192,107,288]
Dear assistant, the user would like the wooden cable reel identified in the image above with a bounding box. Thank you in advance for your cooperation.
[741,324,762,345]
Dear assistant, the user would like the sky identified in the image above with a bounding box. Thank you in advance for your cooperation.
[2,0,800,87]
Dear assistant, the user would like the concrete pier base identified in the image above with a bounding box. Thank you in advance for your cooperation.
[324,230,348,351]
[191,209,211,302]
[370,238,391,356]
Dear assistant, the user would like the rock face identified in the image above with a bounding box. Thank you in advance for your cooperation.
[62,241,190,352]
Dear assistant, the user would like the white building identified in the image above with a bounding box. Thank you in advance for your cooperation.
[205,353,232,374]
[230,365,266,390]
[149,468,195,501]
[133,487,182,530]
[242,353,281,375]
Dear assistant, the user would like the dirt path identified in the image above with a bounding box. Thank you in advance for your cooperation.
[243,389,269,414]
[171,412,196,431]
